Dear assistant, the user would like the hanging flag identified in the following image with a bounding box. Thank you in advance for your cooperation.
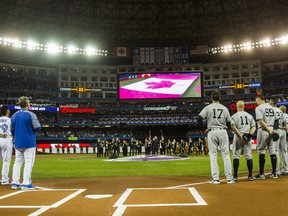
[148,130,152,140]
[112,47,132,57]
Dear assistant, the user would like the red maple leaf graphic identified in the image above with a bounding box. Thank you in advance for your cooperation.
[145,80,175,89]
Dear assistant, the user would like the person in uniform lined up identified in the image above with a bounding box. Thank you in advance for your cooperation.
[254,95,279,179]
[279,105,288,174]
[270,99,288,175]
[11,96,41,190]
[230,100,256,181]
[0,106,13,185]
[199,91,235,184]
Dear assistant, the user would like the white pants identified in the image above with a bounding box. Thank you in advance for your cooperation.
[232,135,252,160]
[12,147,36,185]
[0,138,13,182]
[207,130,233,180]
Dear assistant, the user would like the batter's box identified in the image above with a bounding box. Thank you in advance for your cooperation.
[113,187,207,216]
[0,188,86,216]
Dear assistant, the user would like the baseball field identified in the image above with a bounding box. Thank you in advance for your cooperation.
[0,151,287,216]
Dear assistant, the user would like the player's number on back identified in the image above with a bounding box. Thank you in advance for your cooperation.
[240,116,249,125]
[265,108,274,117]
[0,124,8,133]
[212,108,223,119]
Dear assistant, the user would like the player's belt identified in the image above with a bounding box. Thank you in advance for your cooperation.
[210,128,226,130]
[258,126,273,130]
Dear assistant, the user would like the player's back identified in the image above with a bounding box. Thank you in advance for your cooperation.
[0,116,12,138]
[272,106,284,125]
[231,111,255,134]
[255,103,276,127]
[204,103,230,129]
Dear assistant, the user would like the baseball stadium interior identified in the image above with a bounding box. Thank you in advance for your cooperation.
[0,0,288,157]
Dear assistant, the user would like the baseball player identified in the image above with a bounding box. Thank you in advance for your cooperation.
[199,91,235,184]
[254,95,278,179]
[230,101,256,181]
[11,96,41,190]
[279,105,288,175]
[0,106,13,185]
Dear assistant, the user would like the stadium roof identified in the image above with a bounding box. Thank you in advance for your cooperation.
[0,0,288,48]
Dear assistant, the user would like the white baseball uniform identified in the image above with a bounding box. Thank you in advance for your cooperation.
[0,115,13,183]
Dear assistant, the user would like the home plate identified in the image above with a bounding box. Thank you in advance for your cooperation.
[85,194,113,199]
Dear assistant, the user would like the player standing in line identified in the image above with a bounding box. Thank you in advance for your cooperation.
[230,101,256,181]
[0,106,13,185]
[277,104,288,175]
[254,95,279,179]
[11,96,41,190]
[199,91,235,184]
[279,105,288,174]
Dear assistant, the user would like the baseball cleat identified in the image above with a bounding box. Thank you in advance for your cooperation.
[1,180,12,185]
[248,176,254,181]
[269,173,279,179]
[209,179,220,184]
[227,179,235,184]
[254,173,265,180]
[21,184,36,190]
[280,172,288,176]
[11,183,21,190]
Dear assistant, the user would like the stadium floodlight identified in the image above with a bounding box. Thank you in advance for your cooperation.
[47,43,59,54]
[223,44,233,53]
[26,40,38,50]
[11,39,22,48]
[85,46,97,56]
[260,39,271,47]
[279,35,288,44]
[243,42,252,50]
[67,45,78,54]
[0,35,110,57]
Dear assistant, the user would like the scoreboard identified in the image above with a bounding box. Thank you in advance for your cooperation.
[59,87,101,92]
[219,82,261,89]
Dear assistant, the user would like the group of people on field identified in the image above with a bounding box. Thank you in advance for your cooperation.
[199,91,288,184]
[0,96,41,190]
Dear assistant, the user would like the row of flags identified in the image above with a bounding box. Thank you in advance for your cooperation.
[112,45,208,63]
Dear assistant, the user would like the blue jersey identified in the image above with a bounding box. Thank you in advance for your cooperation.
[11,109,41,149]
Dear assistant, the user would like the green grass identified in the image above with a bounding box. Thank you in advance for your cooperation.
[2,151,271,180]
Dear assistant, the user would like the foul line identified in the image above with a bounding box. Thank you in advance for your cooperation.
[0,190,26,200]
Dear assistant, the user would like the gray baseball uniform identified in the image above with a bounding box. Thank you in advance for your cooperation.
[255,103,277,155]
[199,102,233,181]
[283,112,288,141]
[231,111,256,160]
[272,107,288,174]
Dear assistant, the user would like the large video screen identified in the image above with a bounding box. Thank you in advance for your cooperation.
[118,72,203,100]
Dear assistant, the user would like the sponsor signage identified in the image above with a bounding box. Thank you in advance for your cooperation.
[229,103,258,111]
[60,107,96,113]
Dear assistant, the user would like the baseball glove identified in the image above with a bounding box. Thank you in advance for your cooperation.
[271,133,279,142]
[242,133,252,142]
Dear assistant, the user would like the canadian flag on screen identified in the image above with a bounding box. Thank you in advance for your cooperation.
[122,77,194,95]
